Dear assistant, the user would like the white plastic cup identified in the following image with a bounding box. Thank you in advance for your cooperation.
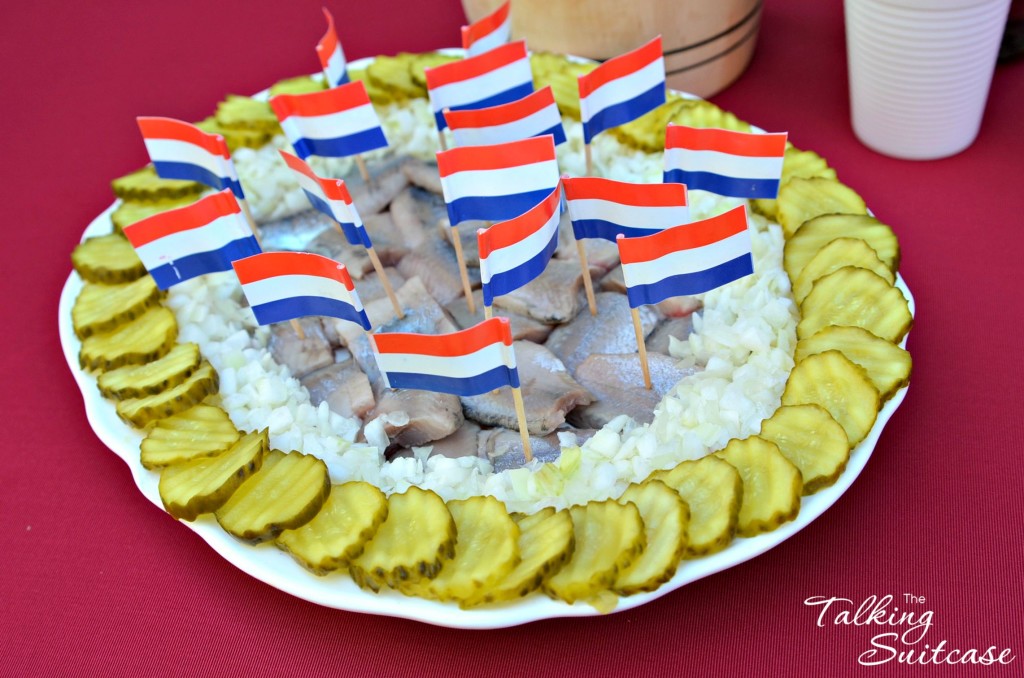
[844,0,1012,159]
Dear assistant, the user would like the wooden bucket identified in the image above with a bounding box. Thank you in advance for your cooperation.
[461,0,762,97]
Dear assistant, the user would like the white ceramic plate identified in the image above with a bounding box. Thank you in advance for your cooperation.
[61,57,914,627]
[59,200,913,628]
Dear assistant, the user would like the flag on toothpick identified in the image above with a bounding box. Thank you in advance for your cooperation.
[279,151,371,248]
[270,80,388,159]
[316,7,349,87]
[478,183,561,308]
[461,0,512,57]
[371,316,533,458]
[279,150,404,318]
[137,116,244,199]
[563,176,690,241]
[122,189,261,290]
[663,125,788,199]
[444,86,566,147]
[578,36,665,146]
[424,40,534,131]
[233,251,371,330]
[436,134,560,225]
[616,205,753,307]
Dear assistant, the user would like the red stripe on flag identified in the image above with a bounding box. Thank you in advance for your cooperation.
[444,86,555,131]
[372,317,513,357]
[616,205,748,264]
[123,189,240,248]
[578,36,662,97]
[477,184,561,260]
[232,251,354,288]
[563,176,688,208]
[461,0,510,50]
[424,40,527,89]
[270,80,371,120]
[665,125,789,158]
[279,151,351,201]
[435,134,556,177]
[137,117,230,159]
[316,7,339,61]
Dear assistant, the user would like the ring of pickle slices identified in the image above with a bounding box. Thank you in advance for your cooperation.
[69,52,912,611]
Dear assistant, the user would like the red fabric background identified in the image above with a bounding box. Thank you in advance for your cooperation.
[4,0,1022,675]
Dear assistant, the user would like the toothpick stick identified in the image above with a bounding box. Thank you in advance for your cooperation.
[511,386,533,462]
[365,246,404,319]
[290,319,306,340]
[450,229,476,314]
[484,304,493,320]
[437,130,448,152]
[584,142,593,177]
[355,154,371,184]
[575,240,598,316]
[630,307,652,390]
[238,198,263,249]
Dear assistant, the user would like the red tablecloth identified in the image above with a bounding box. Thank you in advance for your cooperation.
[7,0,1023,675]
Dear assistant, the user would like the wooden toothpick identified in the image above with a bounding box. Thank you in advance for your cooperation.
[450,229,476,314]
[575,240,598,316]
[290,319,306,340]
[238,198,264,249]
[630,307,652,390]
[584,142,593,177]
[365,245,403,319]
[484,304,493,320]
[511,386,533,462]
[355,154,371,184]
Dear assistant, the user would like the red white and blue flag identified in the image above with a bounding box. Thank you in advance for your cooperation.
[563,176,689,242]
[443,86,566,147]
[122,189,261,290]
[279,151,372,249]
[371,317,519,396]
[270,80,388,160]
[316,8,349,87]
[663,125,788,199]
[137,117,244,199]
[617,205,753,307]
[424,40,534,131]
[578,36,665,144]
[437,134,559,225]
[233,251,370,330]
[478,184,561,307]
[461,0,512,57]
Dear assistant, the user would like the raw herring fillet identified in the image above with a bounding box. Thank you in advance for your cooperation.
[569,353,696,428]
[544,292,659,373]
[461,341,593,436]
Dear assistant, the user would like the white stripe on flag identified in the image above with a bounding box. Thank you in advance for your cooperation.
[241,273,361,311]
[567,198,689,231]
[440,159,559,201]
[466,19,511,57]
[429,59,532,114]
[325,47,346,86]
[133,213,252,269]
[451,105,561,147]
[143,138,236,179]
[663,148,785,180]
[621,230,752,287]
[580,58,665,125]
[375,342,515,380]
[480,206,560,284]
[280,103,380,140]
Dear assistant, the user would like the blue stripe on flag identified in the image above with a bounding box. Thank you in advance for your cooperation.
[446,188,554,225]
[481,230,559,306]
[335,71,350,87]
[383,364,520,396]
[303,191,373,248]
[570,218,663,242]
[540,122,567,146]
[434,82,535,130]
[291,127,389,160]
[147,235,261,290]
[624,254,754,307]
[152,161,244,199]
[250,296,371,330]
[663,169,780,200]
[583,82,665,144]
